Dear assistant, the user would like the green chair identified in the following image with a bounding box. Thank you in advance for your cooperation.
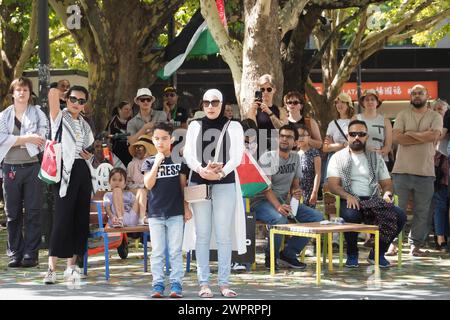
[322,192,403,267]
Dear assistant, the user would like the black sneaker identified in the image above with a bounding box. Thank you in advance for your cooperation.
[264,256,279,271]
[8,258,22,268]
[279,251,307,270]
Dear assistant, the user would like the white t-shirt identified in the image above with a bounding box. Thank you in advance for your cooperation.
[326,119,350,145]
[327,151,390,197]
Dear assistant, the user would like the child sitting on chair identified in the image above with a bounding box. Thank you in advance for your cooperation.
[103,168,148,227]
[126,134,156,219]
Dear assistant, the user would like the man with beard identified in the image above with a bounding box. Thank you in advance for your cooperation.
[327,120,406,268]
[392,85,443,257]
[251,124,323,270]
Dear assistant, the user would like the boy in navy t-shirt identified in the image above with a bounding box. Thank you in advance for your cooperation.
[143,122,191,298]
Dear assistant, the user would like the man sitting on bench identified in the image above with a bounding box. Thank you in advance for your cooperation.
[252,125,323,270]
[327,120,406,268]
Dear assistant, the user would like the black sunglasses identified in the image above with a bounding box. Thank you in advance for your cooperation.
[261,87,273,93]
[165,93,176,98]
[69,96,87,105]
[286,100,300,105]
[202,100,221,108]
[348,131,367,138]
[139,97,153,103]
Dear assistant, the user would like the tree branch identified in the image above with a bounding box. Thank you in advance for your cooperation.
[29,31,71,58]
[49,0,96,61]
[137,0,184,46]
[14,0,39,78]
[363,0,434,46]
[200,0,243,85]
[305,7,365,77]
[279,0,310,39]
[79,0,111,59]
[308,0,387,9]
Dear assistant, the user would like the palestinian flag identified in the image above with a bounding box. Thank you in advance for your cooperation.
[157,8,221,80]
[237,151,271,198]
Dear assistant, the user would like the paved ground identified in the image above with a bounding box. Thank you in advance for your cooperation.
[0,227,449,300]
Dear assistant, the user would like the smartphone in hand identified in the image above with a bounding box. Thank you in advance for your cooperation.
[254,90,262,102]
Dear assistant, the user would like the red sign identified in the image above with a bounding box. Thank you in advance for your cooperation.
[312,81,438,100]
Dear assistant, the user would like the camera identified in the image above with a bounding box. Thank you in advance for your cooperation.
[254,90,262,102]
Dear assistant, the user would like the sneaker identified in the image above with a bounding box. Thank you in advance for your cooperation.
[264,256,280,271]
[345,255,359,268]
[231,262,247,272]
[151,283,165,298]
[169,282,183,298]
[279,251,307,270]
[367,251,390,268]
[436,242,449,253]
[43,269,57,284]
[8,258,22,268]
[21,255,38,268]
[64,265,81,281]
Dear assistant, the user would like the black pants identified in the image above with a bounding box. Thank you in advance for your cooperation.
[3,162,42,260]
[49,159,92,258]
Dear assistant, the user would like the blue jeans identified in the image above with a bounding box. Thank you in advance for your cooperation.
[148,215,185,287]
[433,185,450,237]
[253,200,323,259]
[191,183,236,287]
[340,198,407,256]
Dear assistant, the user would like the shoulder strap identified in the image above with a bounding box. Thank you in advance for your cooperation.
[54,118,63,143]
[334,120,348,141]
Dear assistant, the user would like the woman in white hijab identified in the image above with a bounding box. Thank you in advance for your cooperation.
[183,89,246,298]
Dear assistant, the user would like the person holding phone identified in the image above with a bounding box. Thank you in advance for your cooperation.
[43,85,94,285]
[246,74,288,157]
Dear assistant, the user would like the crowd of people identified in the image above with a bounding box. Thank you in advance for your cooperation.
[0,75,448,298]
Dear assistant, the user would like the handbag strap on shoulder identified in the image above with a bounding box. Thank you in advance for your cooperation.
[187,120,231,185]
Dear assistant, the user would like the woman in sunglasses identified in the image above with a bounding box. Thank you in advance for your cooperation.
[183,89,246,298]
[284,91,322,149]
[44,85,95,285]
[246,74,288,155]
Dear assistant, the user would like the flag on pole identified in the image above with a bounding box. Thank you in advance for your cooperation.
[157,5,226,80]
[236,151,271,198]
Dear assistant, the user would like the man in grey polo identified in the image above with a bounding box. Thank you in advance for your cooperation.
[392,84,443,257]
[127,88,167,144]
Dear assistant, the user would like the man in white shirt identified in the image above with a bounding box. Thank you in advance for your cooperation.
[327,120,406,268]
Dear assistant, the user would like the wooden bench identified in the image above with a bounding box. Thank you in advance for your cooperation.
[83,191,150,280]
[269,222,380,285]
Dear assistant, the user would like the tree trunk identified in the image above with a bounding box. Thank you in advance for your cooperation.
[282,7,322,95]
[240,0,283,115]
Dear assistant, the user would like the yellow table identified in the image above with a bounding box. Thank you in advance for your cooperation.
[270,222,380,285]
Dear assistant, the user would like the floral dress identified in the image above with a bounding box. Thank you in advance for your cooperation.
[298,148,320,208]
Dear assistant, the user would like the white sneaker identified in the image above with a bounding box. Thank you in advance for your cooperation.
[64,265,81,281]
[43,269,57,284]
[231,262,247,272]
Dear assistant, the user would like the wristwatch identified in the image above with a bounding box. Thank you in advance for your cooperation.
[218,171,226,180]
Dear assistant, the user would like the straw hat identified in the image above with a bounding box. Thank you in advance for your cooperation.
[336,92,354,107]
[134,88,156,104]
[359,89,382,108]
[128,135,156,157]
